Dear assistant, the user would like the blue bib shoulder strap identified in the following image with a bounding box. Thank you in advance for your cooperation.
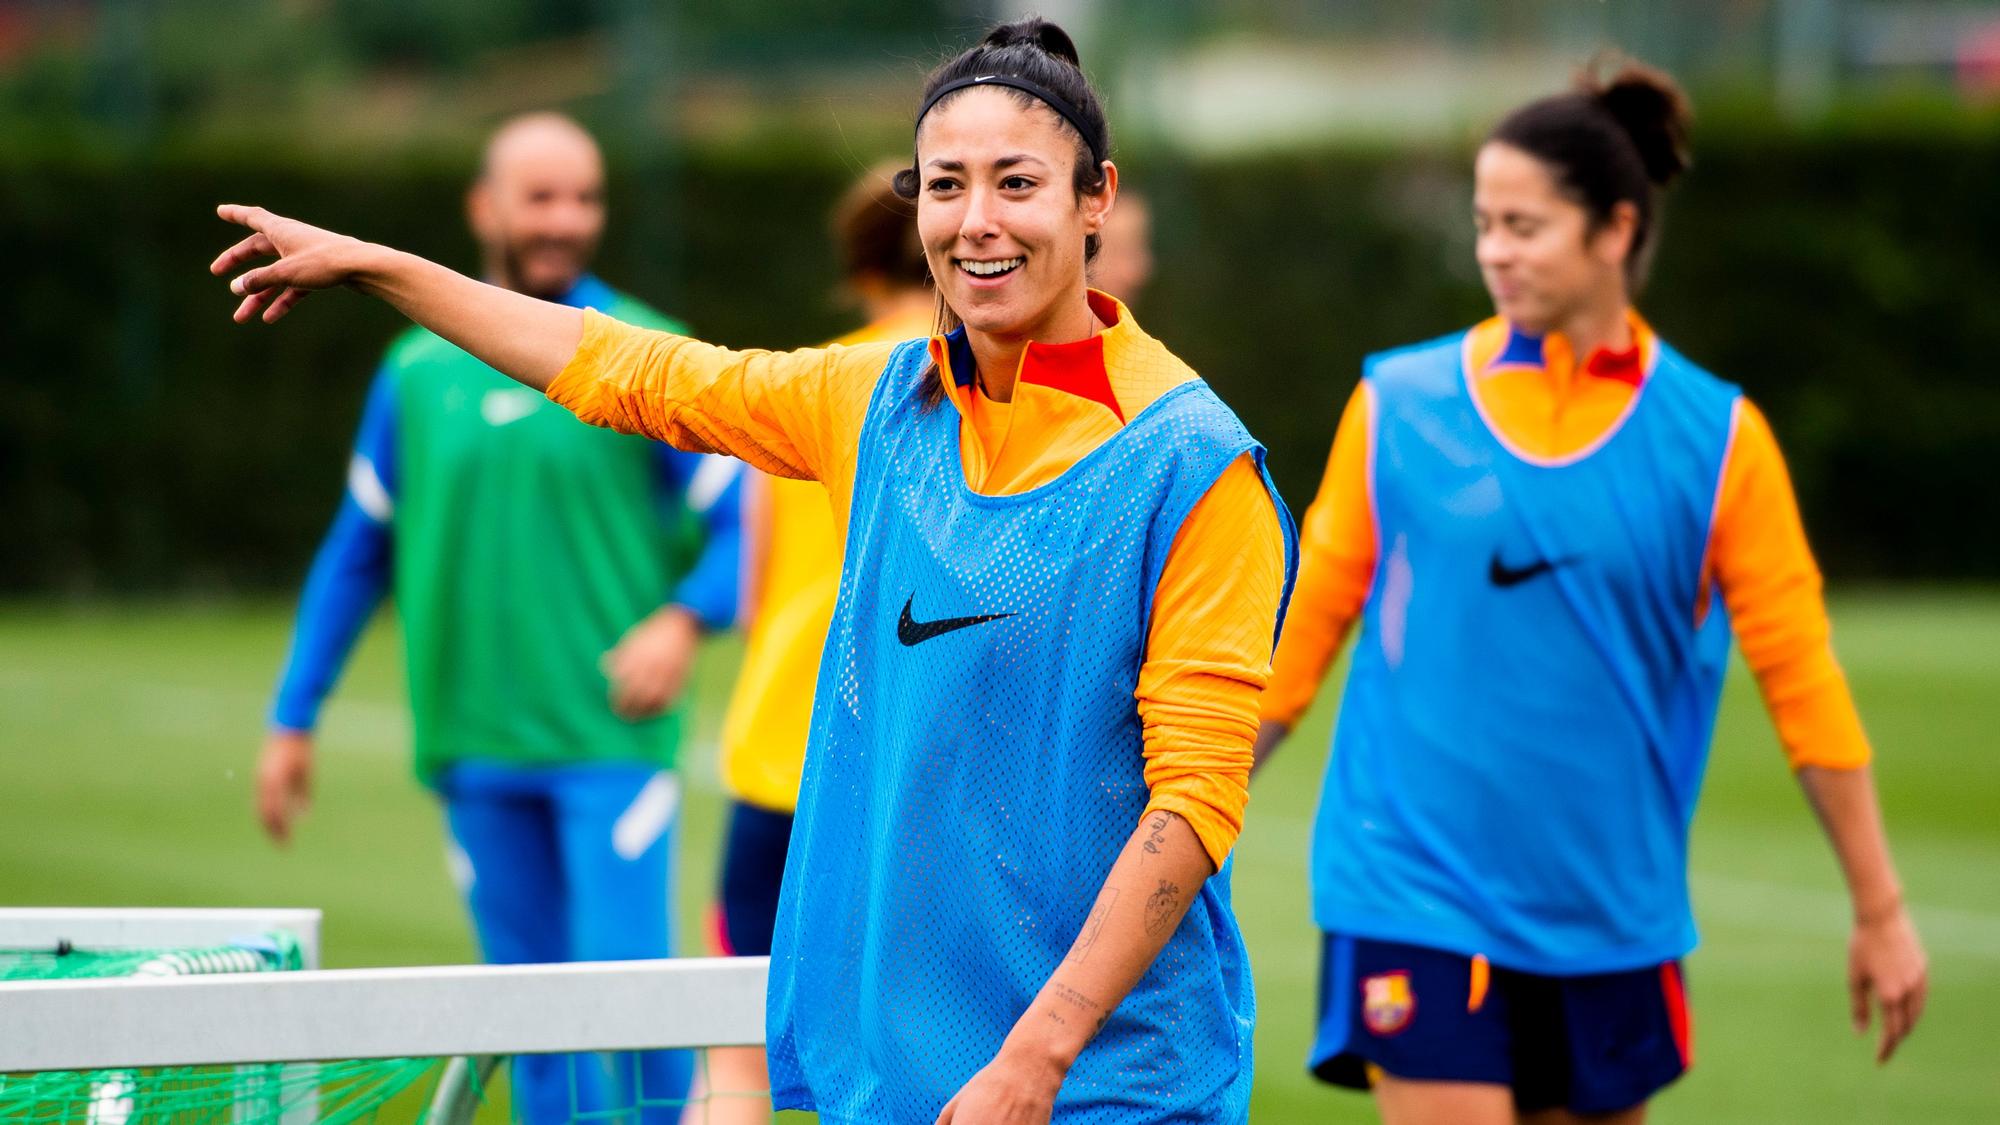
[1362,330,1470,399]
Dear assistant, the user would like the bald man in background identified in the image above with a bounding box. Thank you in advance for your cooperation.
[1091,188,1154,308]
[257,113,738,1123]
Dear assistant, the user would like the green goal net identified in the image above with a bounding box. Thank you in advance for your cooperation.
[1,935,301,982]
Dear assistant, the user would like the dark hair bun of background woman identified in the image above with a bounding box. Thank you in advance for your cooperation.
[1580,60,1692,187]
[981,17,1083,70]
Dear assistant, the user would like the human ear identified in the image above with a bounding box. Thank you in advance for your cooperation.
[1594,199,1640,267]
[466,182,498,243]
[1081,161,1119,235]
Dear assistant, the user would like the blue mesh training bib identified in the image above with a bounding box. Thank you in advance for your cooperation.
[1313,329,1741,975]
[768,338,1290,1124]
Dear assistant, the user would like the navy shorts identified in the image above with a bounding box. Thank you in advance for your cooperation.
[1311,934,1692,1115]
[715,800,794,957]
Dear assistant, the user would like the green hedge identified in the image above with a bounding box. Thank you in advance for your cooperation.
[4,122,1997,592]
[1149,127,2000,580]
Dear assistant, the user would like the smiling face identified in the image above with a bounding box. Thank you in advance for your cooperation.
[1473,141,1634,335]
[915,86,1114,348]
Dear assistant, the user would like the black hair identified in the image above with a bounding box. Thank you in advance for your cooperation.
[895,17,1112,404]
[895,18,1111,245]
[1488,57,1693,287]
[832,161,928,291]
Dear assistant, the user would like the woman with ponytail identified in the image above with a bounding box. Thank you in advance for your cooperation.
[210,18,1293,1125]
[1257,60,1927,1123]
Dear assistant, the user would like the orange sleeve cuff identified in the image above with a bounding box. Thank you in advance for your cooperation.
[1145,788,1244,874]
[1766,663,1873,770]
[544,308,624,426]
[546,308,886,488]
[1137,456,1289,869]
[1711,401,1872,771]
[1262,383,1377,727]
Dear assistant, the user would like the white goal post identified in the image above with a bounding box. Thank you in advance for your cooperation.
[0,956,769,1071]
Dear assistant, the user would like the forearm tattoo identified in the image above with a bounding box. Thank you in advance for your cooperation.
[1140,811,1174,859]
[1144,879,1184,937]
[1045,981,1111,1034]
[1066,887,1120,964]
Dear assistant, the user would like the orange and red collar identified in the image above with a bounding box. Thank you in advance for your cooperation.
[1471,311,1655,387]
[930,290,1130,422]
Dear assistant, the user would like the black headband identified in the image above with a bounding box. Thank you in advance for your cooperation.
[914,74,1105,169]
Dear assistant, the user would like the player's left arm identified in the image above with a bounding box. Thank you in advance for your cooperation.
[605,451,744,720]
[938,456,1288,1124]
[1797,765,1928,1063]
[1256,381,1375,772]
[1710,399,1928,1063]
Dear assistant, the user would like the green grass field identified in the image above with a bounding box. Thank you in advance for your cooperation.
[2,592,1996,1122]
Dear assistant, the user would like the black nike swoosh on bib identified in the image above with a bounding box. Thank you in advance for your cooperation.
[1488,553,1576,588]
[896,596,1013,646]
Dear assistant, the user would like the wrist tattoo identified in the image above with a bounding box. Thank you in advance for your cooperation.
[1050,982,1102,1013]
[1144,879,1184,937]
[1066,888,1120,964]
[1050,983,1112,1034]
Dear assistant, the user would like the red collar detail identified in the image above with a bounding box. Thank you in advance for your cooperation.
[1085,289,1122,327]
[1014,291,1125,421]
[1586,343,1644,387]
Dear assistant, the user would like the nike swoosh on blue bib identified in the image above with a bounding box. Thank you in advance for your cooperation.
[1488,552,1577,588]
[895,595,1013,646]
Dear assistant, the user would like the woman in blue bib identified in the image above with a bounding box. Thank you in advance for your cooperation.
[1257,61,1929,1124]
[211,19,1295,1125]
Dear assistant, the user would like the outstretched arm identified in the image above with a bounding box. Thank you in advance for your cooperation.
[211,206,883,484]
[212,206,582,389]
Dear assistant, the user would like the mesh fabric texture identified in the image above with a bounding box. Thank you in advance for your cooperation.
[767,340,1279,1123]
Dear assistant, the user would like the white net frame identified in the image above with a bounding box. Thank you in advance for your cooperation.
[0,957,768,1071]
[0,909,769,1124]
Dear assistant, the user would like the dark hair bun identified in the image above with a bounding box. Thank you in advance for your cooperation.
[1581,60,1692,186]
[982,17,1083,70]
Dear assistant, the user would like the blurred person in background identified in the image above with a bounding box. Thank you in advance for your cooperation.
[1257,62,1928,1124]
[695,159,932,1125]
[1089,187,1152,307]
[255,111,740,1125]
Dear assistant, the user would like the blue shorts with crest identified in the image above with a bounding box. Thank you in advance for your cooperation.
[1311,933,1691,1115]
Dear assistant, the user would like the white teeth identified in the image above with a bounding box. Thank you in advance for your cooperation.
[958,257,1023,277]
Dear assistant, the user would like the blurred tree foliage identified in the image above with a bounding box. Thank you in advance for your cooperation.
[1148,122,2000,582]
[3,113,1997,593]
[0,0,980,160]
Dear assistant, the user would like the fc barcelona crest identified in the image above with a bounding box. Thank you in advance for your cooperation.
[1362,970,1415,1036]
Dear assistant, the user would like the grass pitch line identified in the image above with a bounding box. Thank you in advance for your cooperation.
[0,666,406,749]
[1240,812,2000,960]
[1691,871,2000,960]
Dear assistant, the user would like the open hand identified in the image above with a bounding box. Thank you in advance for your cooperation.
[210,204,377,324]
[1849,904,1928,1063]
[603,606,700,720]
[255,729,315,845]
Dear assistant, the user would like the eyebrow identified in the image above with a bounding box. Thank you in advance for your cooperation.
[922,153,1049,172]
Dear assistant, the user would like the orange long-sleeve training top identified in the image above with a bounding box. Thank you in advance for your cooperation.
[717,306,933,813]
[1264,313,1871,771]
[548,290,1287,868]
